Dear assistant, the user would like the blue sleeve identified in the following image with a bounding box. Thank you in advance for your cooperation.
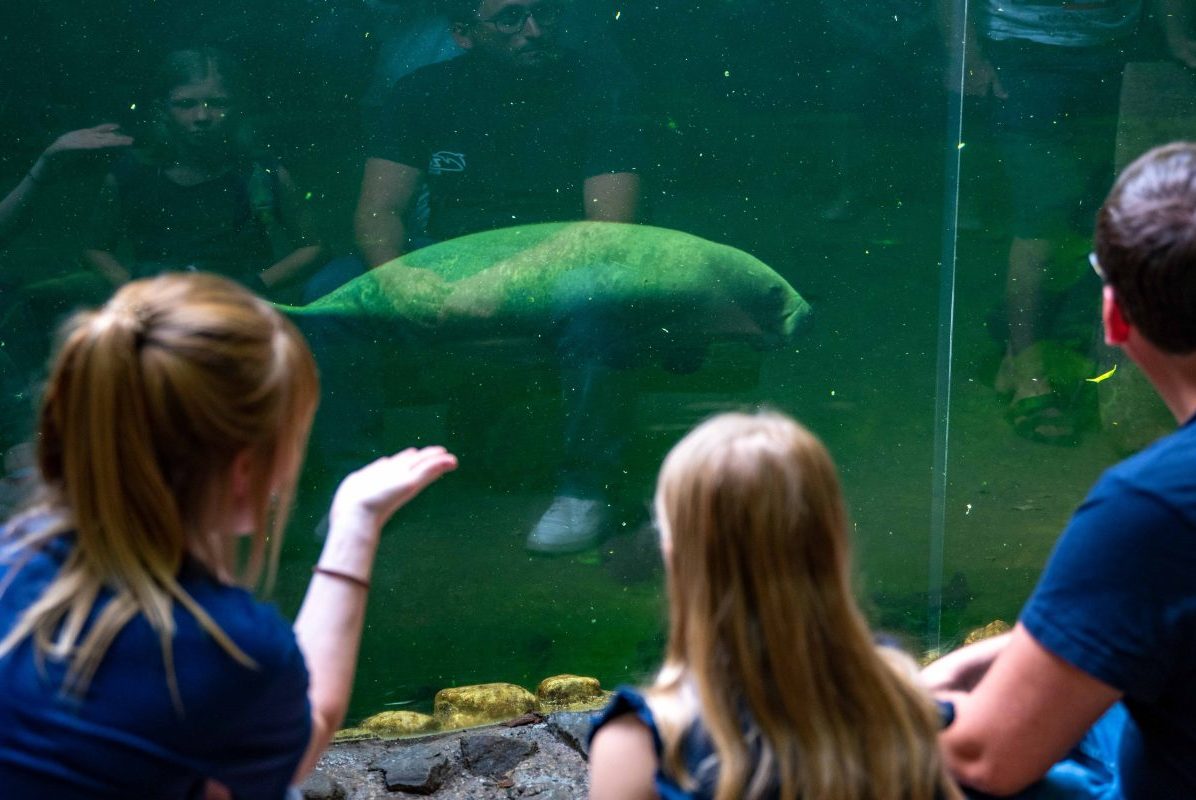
[589,686,663,755]
[191,604,312,800]
[1020,477,1196,700]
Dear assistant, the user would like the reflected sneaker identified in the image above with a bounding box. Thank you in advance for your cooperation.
[526,496,606,554]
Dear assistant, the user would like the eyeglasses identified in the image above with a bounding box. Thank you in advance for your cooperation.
[1088,252,1107,282]
[479,2,562,35]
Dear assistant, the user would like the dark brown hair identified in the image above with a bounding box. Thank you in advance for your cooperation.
[1096,141,1196,353]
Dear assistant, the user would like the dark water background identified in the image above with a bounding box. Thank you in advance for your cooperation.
[0,1,1187,723]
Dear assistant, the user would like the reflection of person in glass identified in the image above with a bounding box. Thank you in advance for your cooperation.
[956,0,1196,444]
[354,0,645,554]
[84,49,324,296]
[924,142,1196,799]
[0,125,132,243]
[354,0,642,264]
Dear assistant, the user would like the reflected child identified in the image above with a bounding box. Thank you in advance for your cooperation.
[84,49,324,297]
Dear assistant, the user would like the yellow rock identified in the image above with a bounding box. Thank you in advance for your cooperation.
[434,682,537,730]
[332,727,375,742]
[536,674,606,711]
[359,710,439,738]
[963,619,1012,645]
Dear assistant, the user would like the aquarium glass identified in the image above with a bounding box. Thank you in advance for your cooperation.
[0,0,1188,726]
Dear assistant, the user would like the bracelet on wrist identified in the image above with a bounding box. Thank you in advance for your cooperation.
[312,565,371,591]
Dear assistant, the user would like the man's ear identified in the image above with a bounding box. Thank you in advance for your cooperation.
[1103,284,1132,346]
[451,23,475,50]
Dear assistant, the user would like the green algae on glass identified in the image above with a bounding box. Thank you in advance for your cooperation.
[282,221,811,364]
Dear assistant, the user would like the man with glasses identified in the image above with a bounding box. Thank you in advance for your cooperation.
[924,142,1196,798]
[354,0,645,553]
[355,0,641,264]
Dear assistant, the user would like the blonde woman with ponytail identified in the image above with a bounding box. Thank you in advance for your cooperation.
[589,411,960,800]
[0,273,456,798]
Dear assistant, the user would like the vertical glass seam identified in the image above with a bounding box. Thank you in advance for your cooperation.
[929,0,970,652]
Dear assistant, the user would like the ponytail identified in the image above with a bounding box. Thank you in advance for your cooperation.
[0,273,319,707]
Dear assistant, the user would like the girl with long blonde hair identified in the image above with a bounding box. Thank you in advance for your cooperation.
[0,273,456,798]
[589,411,959,800]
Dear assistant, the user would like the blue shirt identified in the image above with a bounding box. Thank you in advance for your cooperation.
[591,685,953,799]
[1021,416,1196,799]
[0,527,311,799]
[590,686,730,800]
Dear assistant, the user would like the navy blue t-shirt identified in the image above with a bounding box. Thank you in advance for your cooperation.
[1021,415,1196,799]
[0,526,311,799]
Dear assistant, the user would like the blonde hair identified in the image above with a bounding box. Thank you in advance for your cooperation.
[0,273,319,708]
[649,411,959,800]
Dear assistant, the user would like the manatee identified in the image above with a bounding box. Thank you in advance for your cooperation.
[283,222,811,369]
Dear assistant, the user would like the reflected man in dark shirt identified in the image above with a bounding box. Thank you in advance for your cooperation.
[352,0,645,554]
[354,0,642,265]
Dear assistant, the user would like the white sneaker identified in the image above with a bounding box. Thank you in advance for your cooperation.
[526,496,606,554]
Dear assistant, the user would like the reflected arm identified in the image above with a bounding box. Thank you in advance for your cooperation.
[584,172,640,223]
[2,124,133,242]
[355,158,422,268]
[1158,0,1196,68]
[258,166,326,289]
[935,0,1006,97]
[0,171,46,241]
[938,624,1121,795]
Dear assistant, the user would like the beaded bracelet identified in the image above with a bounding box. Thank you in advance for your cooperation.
[312,565,371,591]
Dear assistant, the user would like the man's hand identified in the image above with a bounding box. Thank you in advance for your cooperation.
[921,631,1011,693]
[937,625,1120,795]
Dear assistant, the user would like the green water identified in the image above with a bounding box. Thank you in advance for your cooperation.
[0,1,1188,725]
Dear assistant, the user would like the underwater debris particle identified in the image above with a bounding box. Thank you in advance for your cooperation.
[957,141,966,150]
[724,70,730,77]
[614,10,621,20]
[965,503,973,515]
[1086,364,1117,383]
[830,389,836,396]
[661,327,669,333]
[304,191,313,200]
[129,103,137,110]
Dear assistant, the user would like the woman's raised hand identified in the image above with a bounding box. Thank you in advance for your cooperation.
[43,123,135,159]
[328,446,458,538]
